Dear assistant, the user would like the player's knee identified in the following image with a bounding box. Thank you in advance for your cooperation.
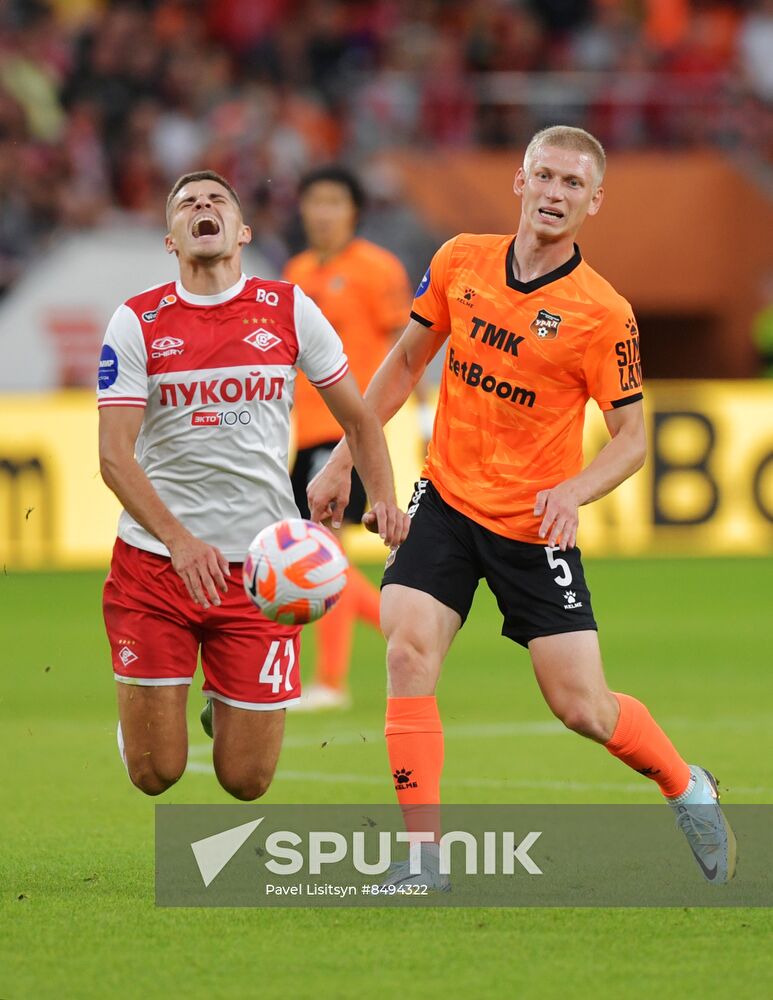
[216,768,273,802]
[129,758,184,796]
[386,635,435,691]
[553,702,610,742]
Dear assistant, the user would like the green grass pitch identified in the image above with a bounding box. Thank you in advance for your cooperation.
[2,557,772,999]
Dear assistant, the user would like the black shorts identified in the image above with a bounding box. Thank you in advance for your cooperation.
[382,480,597,648]
[291,440,368,524]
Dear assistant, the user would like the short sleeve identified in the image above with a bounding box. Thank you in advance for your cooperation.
[409,237,457,332]
[293,285,349,389]
[370,253,412,335]
[582,304,643,411]
[97,304,148,408]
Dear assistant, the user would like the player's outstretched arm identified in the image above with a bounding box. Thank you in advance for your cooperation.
[99,407,229,608]
[366,317,448,429]
[309,373,410,548]
[384,320,436,452]
[534,400,647,550]
[307,318,448,522]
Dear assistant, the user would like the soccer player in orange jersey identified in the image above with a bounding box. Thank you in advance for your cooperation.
[309,127,736,886]
[286,166,417,711]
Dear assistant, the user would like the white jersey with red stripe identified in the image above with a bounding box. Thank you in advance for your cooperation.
[97,274,348,561]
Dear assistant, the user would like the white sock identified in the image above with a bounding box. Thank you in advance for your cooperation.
[666,770,698,806]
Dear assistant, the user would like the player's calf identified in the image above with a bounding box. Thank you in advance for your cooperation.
[529,632,619,743]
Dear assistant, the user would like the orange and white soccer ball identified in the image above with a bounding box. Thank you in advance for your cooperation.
[243,518,349,625]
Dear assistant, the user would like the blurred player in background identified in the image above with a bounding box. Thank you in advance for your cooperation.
[98,169,408,800]
[286,166,431,711]
[310,127,737,886]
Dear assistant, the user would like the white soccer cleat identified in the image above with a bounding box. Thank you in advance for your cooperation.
[289,683,351,712]
[670,765,737,884]
[200,698,213,739]
[116,721,130,777]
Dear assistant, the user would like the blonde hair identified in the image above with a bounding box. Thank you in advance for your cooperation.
[524,126,606,185]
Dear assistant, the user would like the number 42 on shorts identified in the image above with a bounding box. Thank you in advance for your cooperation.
[259,639,296,694]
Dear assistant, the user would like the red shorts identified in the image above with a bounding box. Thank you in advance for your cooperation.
[103,538,302,710]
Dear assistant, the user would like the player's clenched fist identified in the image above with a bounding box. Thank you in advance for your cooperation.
[534,481,581,551]
[361,501,411,549]
[168,532,230,609]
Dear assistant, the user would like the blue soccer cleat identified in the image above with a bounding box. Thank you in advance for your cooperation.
[380,843,451,893]
[670,765,737,884]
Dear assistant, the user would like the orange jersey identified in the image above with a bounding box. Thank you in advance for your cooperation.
[284,238,412,449]
[412,234,643,543]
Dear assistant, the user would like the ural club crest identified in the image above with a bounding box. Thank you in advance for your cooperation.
[530,308,562,340]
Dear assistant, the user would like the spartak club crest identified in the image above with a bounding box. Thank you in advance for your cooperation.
[530,308,562,340]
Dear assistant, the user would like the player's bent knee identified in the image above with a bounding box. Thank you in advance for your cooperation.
[131,774,175,796]
[387,636,435,682]
[553,703,610,742]
[128,760,184,796]
[219,776,272,801]
[215,766,273,801]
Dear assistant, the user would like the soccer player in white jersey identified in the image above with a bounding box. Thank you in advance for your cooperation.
[98,170,410,799]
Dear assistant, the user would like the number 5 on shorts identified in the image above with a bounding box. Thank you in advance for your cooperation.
[545,546,572,587]
[259,639,296,694]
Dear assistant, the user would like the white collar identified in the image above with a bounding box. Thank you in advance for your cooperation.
[175,274,247,306]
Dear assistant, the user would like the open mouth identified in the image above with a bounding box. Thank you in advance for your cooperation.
[538,208,564,221]
[191,215,221,238]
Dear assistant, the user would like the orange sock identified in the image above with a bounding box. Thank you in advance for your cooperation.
[385,696,443,842]
[349,565,381,628]
[605,692,691,797]
[315,567,381,691]
[315,579,356,691]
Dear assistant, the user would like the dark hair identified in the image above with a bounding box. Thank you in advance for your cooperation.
[166,170,242,223]
[297,165,365,211]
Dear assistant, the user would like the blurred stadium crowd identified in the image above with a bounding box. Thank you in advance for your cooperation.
[0,0,771,295]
